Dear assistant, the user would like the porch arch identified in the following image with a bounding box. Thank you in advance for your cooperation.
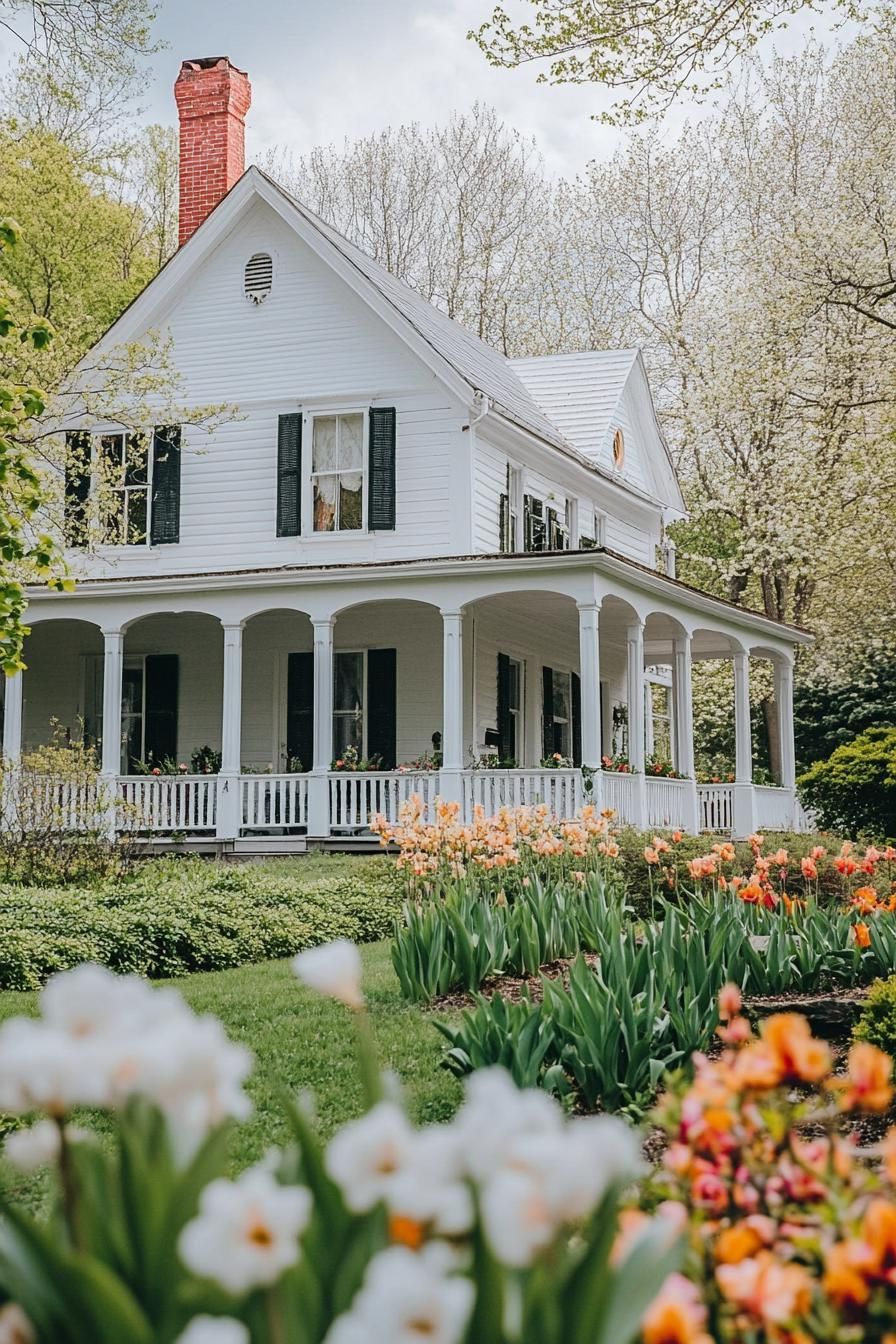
[17,618,104,755]
[120,612,223,773]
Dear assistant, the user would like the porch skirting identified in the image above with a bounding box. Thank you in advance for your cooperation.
[0,768,809,841]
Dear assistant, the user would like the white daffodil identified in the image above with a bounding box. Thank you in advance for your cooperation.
[323,1246,473,1344]
[0,1302,34,1344]
[3,1119,91,1172]
[0,1018,107,1115]
[386,1126,474,1238]
[179,1165,311,1295]
[174,1316,250,1344]
[40,963,155,1038]
[480,1167,556,1267]
[292,940,364,1010]
[452,1066,563,1182]
[325,1101,414,1212]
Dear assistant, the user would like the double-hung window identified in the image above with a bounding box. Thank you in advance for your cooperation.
[100,432,148,545]
[311,413,365,532]
[551,672,572,758]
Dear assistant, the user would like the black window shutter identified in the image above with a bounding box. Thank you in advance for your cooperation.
[571,671,582,766]
[541,666,554,759]
[286,651,313,771]
[525,496,545,552]
[150,426,181,545]
[276,413,302,537]
[368,407,397,531]
[145,654,178,767]
[64,430,91,547]
[498,493,509,552]
[497,653,512,760]
[367,648,397,768]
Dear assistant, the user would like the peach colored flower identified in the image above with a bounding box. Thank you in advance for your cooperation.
[853,921,872,949]
[714,1223,763,1265]
[833,1042,894,1113]
[800,856,818,880]
[642,1273,712,1344]
[718,984,742,1021]
[716,1252,812,1325]
[823,1240,874,1308]
[761,1013,831,1084]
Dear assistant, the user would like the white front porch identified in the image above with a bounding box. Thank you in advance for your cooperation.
[2,552,810,841]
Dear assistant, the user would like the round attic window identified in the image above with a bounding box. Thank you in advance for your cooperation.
[612,428,625,469]
[244,252,273,305]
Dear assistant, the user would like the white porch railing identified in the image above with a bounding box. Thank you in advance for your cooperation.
[0,773,103,832]
[600,769,638,820]
[328,771,438,831]
[241,774,308,830]
[644,776,691,831]
[753,784,794,832]
[118,775,217,832]
[463,769,583,817]
[697,783,734,834]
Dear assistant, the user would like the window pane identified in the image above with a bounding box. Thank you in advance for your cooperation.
[126,489,147,544]
[313,476,337,532]
[339,473,363,530]
[508,660,521,711]
[339,413,364,469]
[101,434,123,482]
[122,666,143,715]
[552,673,570,724]
[124,433,148,486]
[312,417,338,472]
[333,713,363,759]
[334,652,363,712]
[103,495,126,545]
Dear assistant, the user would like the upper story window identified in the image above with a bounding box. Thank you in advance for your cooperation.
[312,412,365,532]
[64,426,182,549]
[580,509,607,550]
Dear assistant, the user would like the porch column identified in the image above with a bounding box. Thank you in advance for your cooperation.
[440,610,464,806]
[307,618,334,837]
[626,621,646,827]
[100,629,124,840]
[216,622,243,841]
[673,634,700,833]
[732,648,756,837]
[775,655,797,825]
[577,601,603,809]
[2,671,23,763]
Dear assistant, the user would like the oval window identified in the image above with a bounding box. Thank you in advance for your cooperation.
[612,428,625,469]
[244,252,273,305]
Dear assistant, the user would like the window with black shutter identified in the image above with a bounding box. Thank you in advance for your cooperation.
[497,654,522,764]
[498,492,510,552]
[150,426,181,545]
[64,430,91,547]
[524,495,545,552]
[367,648,397,768]
[144,654,178,768]
[286,652,313,771]
[368,407,396,531]
[541,666,554,759]
[277,413,302,537]
[542,665,574,760]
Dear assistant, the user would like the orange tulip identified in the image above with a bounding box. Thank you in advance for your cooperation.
[642,1273,713,1344]
[761,1013,832,1084]
[823,1241,873,1308]
[715,1224,763,1265]
[853,921,872,949]
[834,1041,894,1113]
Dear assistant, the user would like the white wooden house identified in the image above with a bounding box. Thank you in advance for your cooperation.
[1,57,811,845]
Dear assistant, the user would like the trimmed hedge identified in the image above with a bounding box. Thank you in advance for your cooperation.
[0,858,402,990]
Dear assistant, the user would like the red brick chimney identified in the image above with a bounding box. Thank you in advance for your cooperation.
[174,57,252,247]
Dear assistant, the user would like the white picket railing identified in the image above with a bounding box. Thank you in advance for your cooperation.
[118,775,217,832]
[753,784,793,832]
[644,776,691,831]
[241,774,308,830]
[328,771,437,831]
[463,769,583,817]
[697,783,734,833]
[599,769,638,822]
[0,772,103,832]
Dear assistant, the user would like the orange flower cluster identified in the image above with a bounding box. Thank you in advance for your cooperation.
[643,987,896,1343]
[371,796,620,882]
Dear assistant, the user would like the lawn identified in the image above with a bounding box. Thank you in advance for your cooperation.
[0,939,461,1214]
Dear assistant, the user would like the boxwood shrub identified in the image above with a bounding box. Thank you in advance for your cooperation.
[0,858,402,990]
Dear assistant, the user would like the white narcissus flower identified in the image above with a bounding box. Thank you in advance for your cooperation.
[480,1167,555,1268]
[0,1303,34,1344]
[174,1317,250,1344]
[325,1101,414,1213]
[323,1246,473,1344]
[178,1166,311,1294]
[452,1066,563,1182]
[3,1119,91,1172]
[292,940,364,1009]
[386,1126,474,1237]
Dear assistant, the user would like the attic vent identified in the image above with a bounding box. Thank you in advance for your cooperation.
[244,252,273,304]
[612,428,625,469]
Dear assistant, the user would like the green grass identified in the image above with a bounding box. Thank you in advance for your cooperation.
[0,940,460,1215]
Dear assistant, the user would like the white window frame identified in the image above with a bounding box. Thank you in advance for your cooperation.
[566,498,579,548]
[507,464,523,551]
[307,409,368,536]
[91,430,153,549]
[333,648,368,759]
[593,510,607,547]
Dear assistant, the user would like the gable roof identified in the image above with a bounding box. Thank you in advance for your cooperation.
[258,169,573,454]
[510,349,684,512]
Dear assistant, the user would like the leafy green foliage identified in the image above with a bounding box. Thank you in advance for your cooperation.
[0,860,403,989]
[436,993,569,1096]
[798,727,896,839]
[854,976,896,1055]
[795,649,896,768]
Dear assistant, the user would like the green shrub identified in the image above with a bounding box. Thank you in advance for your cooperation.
[854,976,896,1054]
[798,726,896,840]
[0,858,403,989]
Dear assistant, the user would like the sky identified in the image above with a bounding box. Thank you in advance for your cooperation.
[2,0,863,179]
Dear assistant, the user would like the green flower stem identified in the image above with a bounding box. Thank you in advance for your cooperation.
[55,1116,83,1252]
[354,1006,383,1108]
